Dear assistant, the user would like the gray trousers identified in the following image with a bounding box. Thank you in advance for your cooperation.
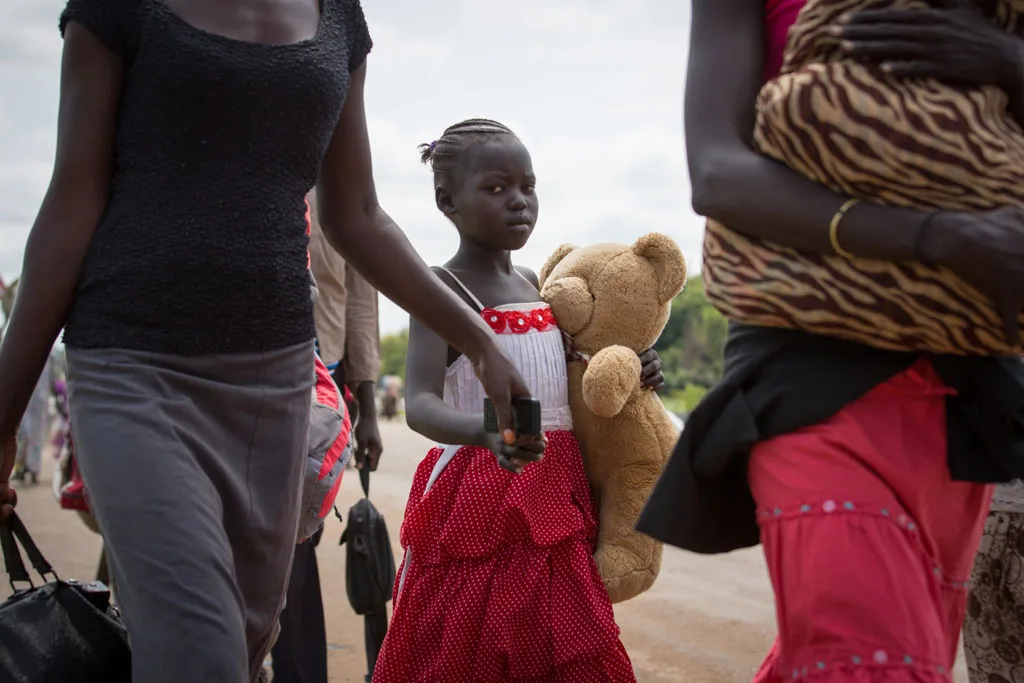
[66,342,313,683]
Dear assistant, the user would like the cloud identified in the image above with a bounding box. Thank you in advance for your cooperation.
[0,0,701,336]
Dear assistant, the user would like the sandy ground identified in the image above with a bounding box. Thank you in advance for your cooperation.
[1,420,970,682]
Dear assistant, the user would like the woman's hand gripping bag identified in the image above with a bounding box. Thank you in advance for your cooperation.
[539,233,686,603]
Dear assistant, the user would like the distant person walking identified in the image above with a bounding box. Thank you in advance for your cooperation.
[13,352,52,485]
[0,276,15,341]
[380,376,402,421]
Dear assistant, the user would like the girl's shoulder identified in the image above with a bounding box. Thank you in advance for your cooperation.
[432,263,541,311]
[431,265,484,312]
[514,265,539,290]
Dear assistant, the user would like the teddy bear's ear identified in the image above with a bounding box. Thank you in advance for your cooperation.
[632,233,686,303]
[538,243,578,288]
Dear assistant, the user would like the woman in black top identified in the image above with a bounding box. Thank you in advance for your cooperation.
[0,2,542,682]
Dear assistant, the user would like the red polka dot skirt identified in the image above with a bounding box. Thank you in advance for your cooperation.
[372,430,636,682]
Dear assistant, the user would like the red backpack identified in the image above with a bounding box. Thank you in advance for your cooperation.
[297,354,353,542]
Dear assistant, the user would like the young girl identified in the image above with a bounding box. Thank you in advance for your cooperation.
[373,119,661,682]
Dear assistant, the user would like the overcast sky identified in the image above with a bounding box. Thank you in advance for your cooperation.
[0,0,700,335]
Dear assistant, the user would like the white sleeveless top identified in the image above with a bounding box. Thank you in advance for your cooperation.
[438,268,573,432]
[398,269,578,597]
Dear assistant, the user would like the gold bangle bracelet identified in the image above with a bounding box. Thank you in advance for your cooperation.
[829,198,859,259]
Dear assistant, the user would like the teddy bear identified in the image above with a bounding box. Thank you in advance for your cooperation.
[538,232,686,603]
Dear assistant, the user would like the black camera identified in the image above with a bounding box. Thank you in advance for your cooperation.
[483,396,542,436]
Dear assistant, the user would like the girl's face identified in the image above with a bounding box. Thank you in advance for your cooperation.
[448,139,538,251]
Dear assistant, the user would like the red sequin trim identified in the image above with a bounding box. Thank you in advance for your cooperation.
[529,309,549,330]
[506,311,532,334]
[481,308,507,333]
[480,307,557,334]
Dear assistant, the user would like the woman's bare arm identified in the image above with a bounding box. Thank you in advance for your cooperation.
[686,0,930,261]
[0,25,122,455]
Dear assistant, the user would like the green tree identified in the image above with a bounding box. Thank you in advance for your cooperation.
[379,328,409,379]
[655,276,727,392]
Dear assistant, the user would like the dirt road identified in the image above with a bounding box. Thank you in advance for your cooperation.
[1,421,969,681]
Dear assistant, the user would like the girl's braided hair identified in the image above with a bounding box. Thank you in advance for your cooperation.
[418,118,518,188]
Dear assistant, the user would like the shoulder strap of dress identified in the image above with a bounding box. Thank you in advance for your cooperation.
[433,267,486,313]
[513,267,537,290]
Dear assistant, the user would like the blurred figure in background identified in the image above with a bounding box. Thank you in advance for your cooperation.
[0,276,15,342]
[13,348,53,485]
[380,375,402,421]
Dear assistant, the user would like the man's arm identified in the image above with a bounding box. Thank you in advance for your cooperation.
[342,266,380,386]
[307,190,349,367]
[342,265,383,470]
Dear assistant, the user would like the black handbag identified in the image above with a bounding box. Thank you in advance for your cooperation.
[340,469,395,615]
[0,512,131,683]
[338,468,394,681]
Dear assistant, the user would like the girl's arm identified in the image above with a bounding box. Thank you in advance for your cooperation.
[316,61,532,436]
[0,24,123,466]
[404,317,489,448]
[404,316,544,473]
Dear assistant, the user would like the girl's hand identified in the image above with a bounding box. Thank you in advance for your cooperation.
[835,0,1024,91]
[920,206,1024,346]
[482,432,546,474]
[638,349,666,392]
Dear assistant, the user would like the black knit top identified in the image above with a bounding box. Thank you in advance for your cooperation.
[57,0,372,354]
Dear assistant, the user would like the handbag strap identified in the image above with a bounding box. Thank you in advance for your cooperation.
[10,513,56,579]
[332,468,371,524]
[359,467,370,498]
[0,517,30,590]
[1,512,57,591]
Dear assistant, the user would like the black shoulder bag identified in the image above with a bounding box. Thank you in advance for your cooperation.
[339,468,395,681]
[0,512,131,682]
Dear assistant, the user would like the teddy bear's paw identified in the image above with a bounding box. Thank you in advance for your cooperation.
[582,346,641,418]
[595,543,662,604]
